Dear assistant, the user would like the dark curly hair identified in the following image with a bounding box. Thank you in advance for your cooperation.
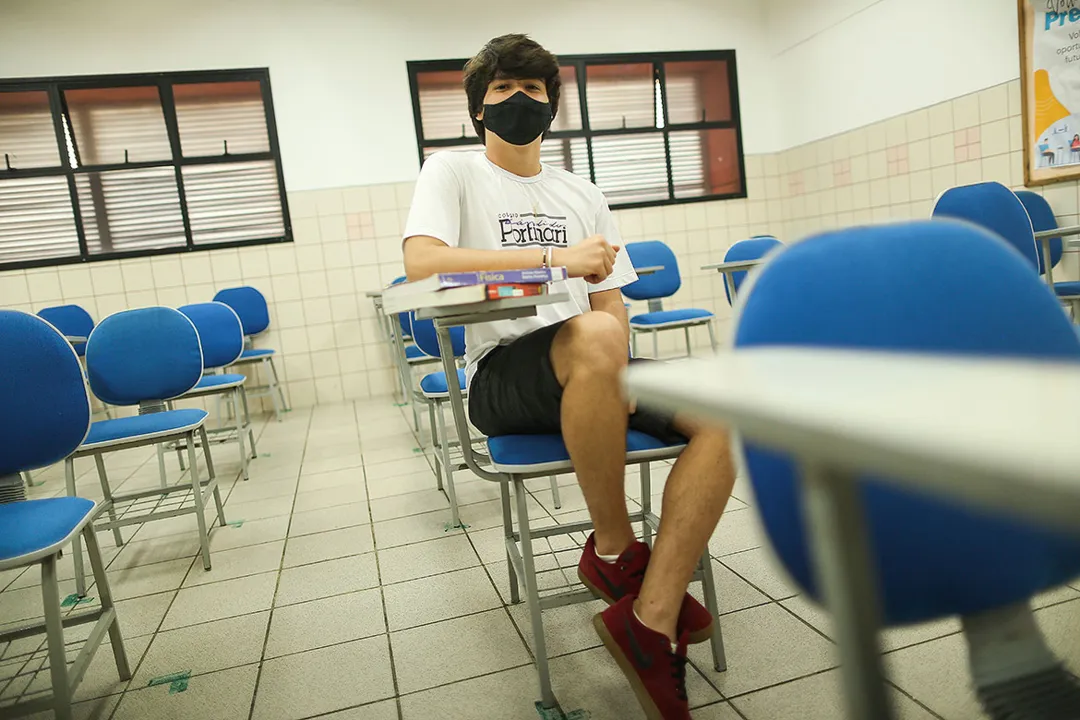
[463,34,562,143]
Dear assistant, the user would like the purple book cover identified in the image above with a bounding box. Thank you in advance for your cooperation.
[428,267,566,290]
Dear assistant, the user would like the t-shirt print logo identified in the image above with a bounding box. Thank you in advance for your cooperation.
[498,213,569,247]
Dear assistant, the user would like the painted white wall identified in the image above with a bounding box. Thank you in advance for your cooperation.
[768,0,1022,148]
[0,0,779,190]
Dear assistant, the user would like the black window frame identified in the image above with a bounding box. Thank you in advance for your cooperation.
[0,67,292,271]
[406,50,747,210]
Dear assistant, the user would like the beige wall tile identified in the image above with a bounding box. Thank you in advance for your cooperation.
[953,94,980,130]
[979,85,1009,124]
[928,102,954,137]
[981,119,1011,157]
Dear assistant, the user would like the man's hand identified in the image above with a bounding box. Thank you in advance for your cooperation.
[553,235,620,283]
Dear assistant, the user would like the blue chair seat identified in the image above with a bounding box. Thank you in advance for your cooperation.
[406,345,425,360]
[420,369,466,397]
[238,348,275,360]
[189,374,246,392]
[81,409,209,450]
[630,308,714,328]
[0,498,96,563]
[1054,281,1080,297]
[488,430,684,472]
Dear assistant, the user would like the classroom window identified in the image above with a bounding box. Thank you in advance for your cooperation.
[407,51,745,209]
[0,69,290,270]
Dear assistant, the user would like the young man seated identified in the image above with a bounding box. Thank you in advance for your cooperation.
[402,34,735,720]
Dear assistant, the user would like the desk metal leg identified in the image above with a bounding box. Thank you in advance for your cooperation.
[1042,237,1056,288]
[722,271,737,304]
[800,460,893,720]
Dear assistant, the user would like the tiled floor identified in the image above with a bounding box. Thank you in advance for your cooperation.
[2,398,1079,720]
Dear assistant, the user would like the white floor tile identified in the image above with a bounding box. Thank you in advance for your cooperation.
[399,665,541,720]
[288,502,370,537]
[113,663,259,720]
[252,636,395,720]
[376,535,480,585]
[182,540,285,587]
[275,553,379,607]
[264,588,385,658]
[731,669,937,720]
[687,603,837,697]
[390,609,530,694]
[133,611,270,686]
[282,525,373,568]
[292,483,367,513]
[160,571,277,630]
[383,566,502,631]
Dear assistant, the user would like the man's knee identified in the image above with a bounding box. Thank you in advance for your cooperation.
[552,312,628,382]
[678,417,732,456]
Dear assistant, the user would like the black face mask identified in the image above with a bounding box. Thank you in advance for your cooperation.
[482,91,553,146]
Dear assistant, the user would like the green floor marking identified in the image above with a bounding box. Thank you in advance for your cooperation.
[148,670,191,694]
[412,447,423,454]
[393,402,408,408]
[60,594,94,609]
[444,521,470,532]
[227,520,245,528]
[535,702,590,720]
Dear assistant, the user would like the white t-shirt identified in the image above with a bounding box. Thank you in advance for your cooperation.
[402,150,638,385]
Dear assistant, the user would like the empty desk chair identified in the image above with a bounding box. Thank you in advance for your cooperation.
[622,240,718,358]
[1015,190,1080,318]
[387,277,440,438]
[408,312,563,527]
[734,220,1080,719]
[173,302,258,481]
[722,235,784,304]
[67,307,227,595]
[38,304,111,418]
[0,310,130,720]
[213,286,289,420]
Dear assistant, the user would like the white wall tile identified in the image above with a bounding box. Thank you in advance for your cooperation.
[318,215,348,243]
[928,102,954,137]
[953,94,980,130]
[979,84,1009,124]
[370,184,398,211]
[299,271,330,298]
[26,269,63,304]
[58,266,94,298]
[342,187,372,213]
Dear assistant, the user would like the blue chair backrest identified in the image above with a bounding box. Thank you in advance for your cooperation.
[734,220,1080,625]
[933,182,1040,272]
[1015,190,1063,274]
[408,312,465,359]
[179,302,244,370]
[723,235,784,303]
[0,311,91,475]
[390,276,412,339]
[213,286,270,336]
[622,241,681,301]
[37,304,94,357]
[86,307,205,406]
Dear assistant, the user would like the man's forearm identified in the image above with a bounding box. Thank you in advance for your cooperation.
[404,238,545,281]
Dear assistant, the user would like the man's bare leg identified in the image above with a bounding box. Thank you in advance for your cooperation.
[550,312,636,556]
[636,417,735,641]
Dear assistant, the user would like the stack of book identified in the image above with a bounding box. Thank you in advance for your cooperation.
[382,268,567,314]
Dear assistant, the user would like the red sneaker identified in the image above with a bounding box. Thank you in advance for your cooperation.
[594,595,692,720]
[577,533,714,644]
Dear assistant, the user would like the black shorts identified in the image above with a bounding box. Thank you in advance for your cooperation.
[468,319,686,445]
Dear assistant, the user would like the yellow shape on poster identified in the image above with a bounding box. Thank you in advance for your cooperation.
[1034,69,1071,139]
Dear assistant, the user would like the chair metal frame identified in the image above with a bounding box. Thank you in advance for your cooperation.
[165,377,258,482]
[0,502,131,720]
[417,295,727,709]
[629,304,718,360]
[229,341,289,421]
[65,413,226,597]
